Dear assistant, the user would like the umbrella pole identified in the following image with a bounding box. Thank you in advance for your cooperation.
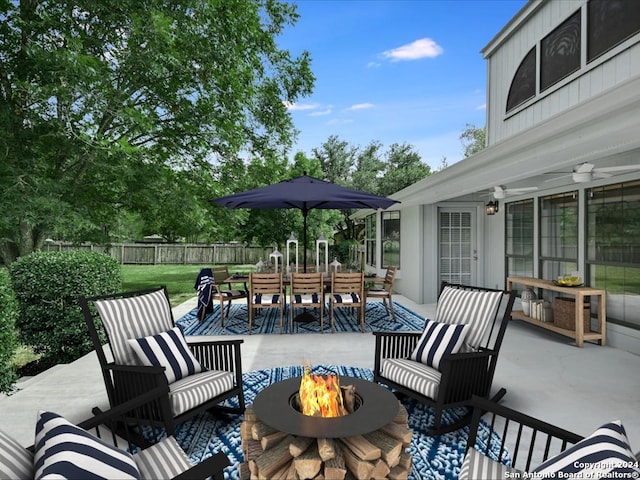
[294,206,317,327]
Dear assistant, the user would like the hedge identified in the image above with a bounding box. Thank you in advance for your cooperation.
[0,269,18,393]
[9,251,122,364]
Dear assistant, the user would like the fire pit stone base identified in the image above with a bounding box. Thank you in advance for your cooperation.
[240,402,412,480]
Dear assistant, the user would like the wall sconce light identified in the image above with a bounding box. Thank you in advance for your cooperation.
[485,200,499,215]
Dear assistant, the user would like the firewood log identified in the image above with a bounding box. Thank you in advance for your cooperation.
[317,438,336,461]
[339,442,375,479]
[324,443,347,480]
[370,458,391,479]
[294,442,322,479]
[252,421,278,441]
[398,451,412,470]
[289,436,314,457]
[380,422,412,446]
[254,435,294,480]
[341,385,356,413]
[388,464,409,480]
[261,430,288,450]
[363,430,403,468]
[393,403,408,424]
[244,404,258,422]
[340,435,381,461]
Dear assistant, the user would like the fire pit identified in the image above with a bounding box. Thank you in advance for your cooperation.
[253,375,398,438]
[241,371,413,479]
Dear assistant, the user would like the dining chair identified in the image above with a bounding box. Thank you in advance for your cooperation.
[328,272,365,333]
[289,272,325,333]
[209,266,249,327]
[248,272,285,334]
[365,266,397,321]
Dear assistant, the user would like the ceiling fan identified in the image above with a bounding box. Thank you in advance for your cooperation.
[485,185,539,199]
[546,162,640,183]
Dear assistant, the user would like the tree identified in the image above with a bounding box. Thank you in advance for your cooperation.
[460,123,487,158]
[378,143,431,197]
[0,0,314,265]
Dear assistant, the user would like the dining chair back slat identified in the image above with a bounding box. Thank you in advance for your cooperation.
[249,273,285,334]
[289,273,325,333]
[329,272,365,333]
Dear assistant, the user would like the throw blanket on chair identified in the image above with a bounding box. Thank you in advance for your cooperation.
[194,268,214,322]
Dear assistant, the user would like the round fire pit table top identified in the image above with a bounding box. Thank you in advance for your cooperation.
[252,375,399,438]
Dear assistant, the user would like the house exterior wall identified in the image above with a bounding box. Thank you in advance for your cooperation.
[393,205,423,303]
[485,0,640,145]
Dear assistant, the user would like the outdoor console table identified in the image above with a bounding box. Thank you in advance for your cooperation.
[507,276,607,347]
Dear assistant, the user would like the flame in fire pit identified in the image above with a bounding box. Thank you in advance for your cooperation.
[298,366,345,418]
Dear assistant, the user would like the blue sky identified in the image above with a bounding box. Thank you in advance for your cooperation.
[279,0,528,169]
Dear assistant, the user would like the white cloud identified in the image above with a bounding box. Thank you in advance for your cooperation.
[346,103,374,111]
[284,101,321,111]
[476,103,486,110]
[327,118,354,125]
[367,61,381,68]
[381,38,443,61]
[309,108,332,116]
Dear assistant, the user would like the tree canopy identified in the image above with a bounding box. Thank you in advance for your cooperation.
[0,0,314,264]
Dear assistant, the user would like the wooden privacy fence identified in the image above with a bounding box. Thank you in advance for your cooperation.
[43,242,282,265]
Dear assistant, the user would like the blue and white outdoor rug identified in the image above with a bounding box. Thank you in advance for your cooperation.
[172,365,504,480]
[177,301,427,335]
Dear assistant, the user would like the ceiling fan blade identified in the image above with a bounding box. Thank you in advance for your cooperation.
[544,173,573,183]
[595,165,640,173]
[575,162,595,173]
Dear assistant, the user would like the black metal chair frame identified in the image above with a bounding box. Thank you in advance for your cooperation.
[80,286,245,437]
[30,386,231,479]
[466,395,583,472]
[373,281,515,435]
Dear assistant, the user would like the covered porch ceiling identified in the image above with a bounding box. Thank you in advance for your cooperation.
[392,75,640,207]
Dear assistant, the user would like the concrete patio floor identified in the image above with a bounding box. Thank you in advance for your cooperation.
[1,294,639,451]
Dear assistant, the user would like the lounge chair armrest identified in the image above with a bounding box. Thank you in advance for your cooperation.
[172,451,231,480]
[372,331,422,375]
[188,339,244,389]
[437,349,496,403]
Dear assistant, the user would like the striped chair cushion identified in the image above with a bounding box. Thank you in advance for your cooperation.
[0,428,33,480]
[381,358,441,400]
[459,448,524,480]
[410,319,470,370]
[133,436,192,480]
[169,369,235,417]
[95,289,173,366]
[331,293,361,304]
[34,411,140,480]
[434,287,503,348]
[292,293,321,304]
[127,327,203,384]
[253,294,282,305]
[533,420,640,478]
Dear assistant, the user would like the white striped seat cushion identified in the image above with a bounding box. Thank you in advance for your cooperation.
[252,294,282,305]
[435,287,503,348]
[95,289,173,366]
[381,358,441,400]
[410,319,470,370]
[169,370,235,417]
[34,411,140,480]
[292,293,321,304]
[127,327,203,384]
[331,293,361,304]
[459,448,524,480]
[133,436,192,480]
[533,420,640,478]
[0,428,33,480]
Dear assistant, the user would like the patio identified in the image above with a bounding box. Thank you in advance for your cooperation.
[2,294,639,455]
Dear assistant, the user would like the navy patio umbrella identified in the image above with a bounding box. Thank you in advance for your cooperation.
[212,173,399,271]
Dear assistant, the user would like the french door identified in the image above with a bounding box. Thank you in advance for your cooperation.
[438,208,478,285]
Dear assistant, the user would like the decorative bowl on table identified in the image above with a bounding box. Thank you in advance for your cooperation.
[553,275,583,287]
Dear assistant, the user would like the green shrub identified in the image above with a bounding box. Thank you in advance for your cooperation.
[0,268,18,393]
[9,251,122,364]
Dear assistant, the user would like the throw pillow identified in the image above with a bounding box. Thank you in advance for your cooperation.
[128,326,203,384]
[532,420,640,479]
[34,411,140,480]
[0,428,34,480]
[410,318,470,370]
[459,447,525,480]
[434,287,503,348]
[133,436,193,480]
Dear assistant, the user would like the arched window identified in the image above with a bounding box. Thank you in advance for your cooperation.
[541,10,581,92]
[506,47,536,113]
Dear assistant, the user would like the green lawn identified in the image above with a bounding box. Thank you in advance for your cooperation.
[121,264,254,307]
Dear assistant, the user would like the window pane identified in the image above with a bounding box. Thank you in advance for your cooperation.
[588,0,640,62]
[507,47,536,112]
[587,181,640,329]
[539,192,578,263]
[541,10,581,92]
[381,211,400,268]
[505,199,534,278]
